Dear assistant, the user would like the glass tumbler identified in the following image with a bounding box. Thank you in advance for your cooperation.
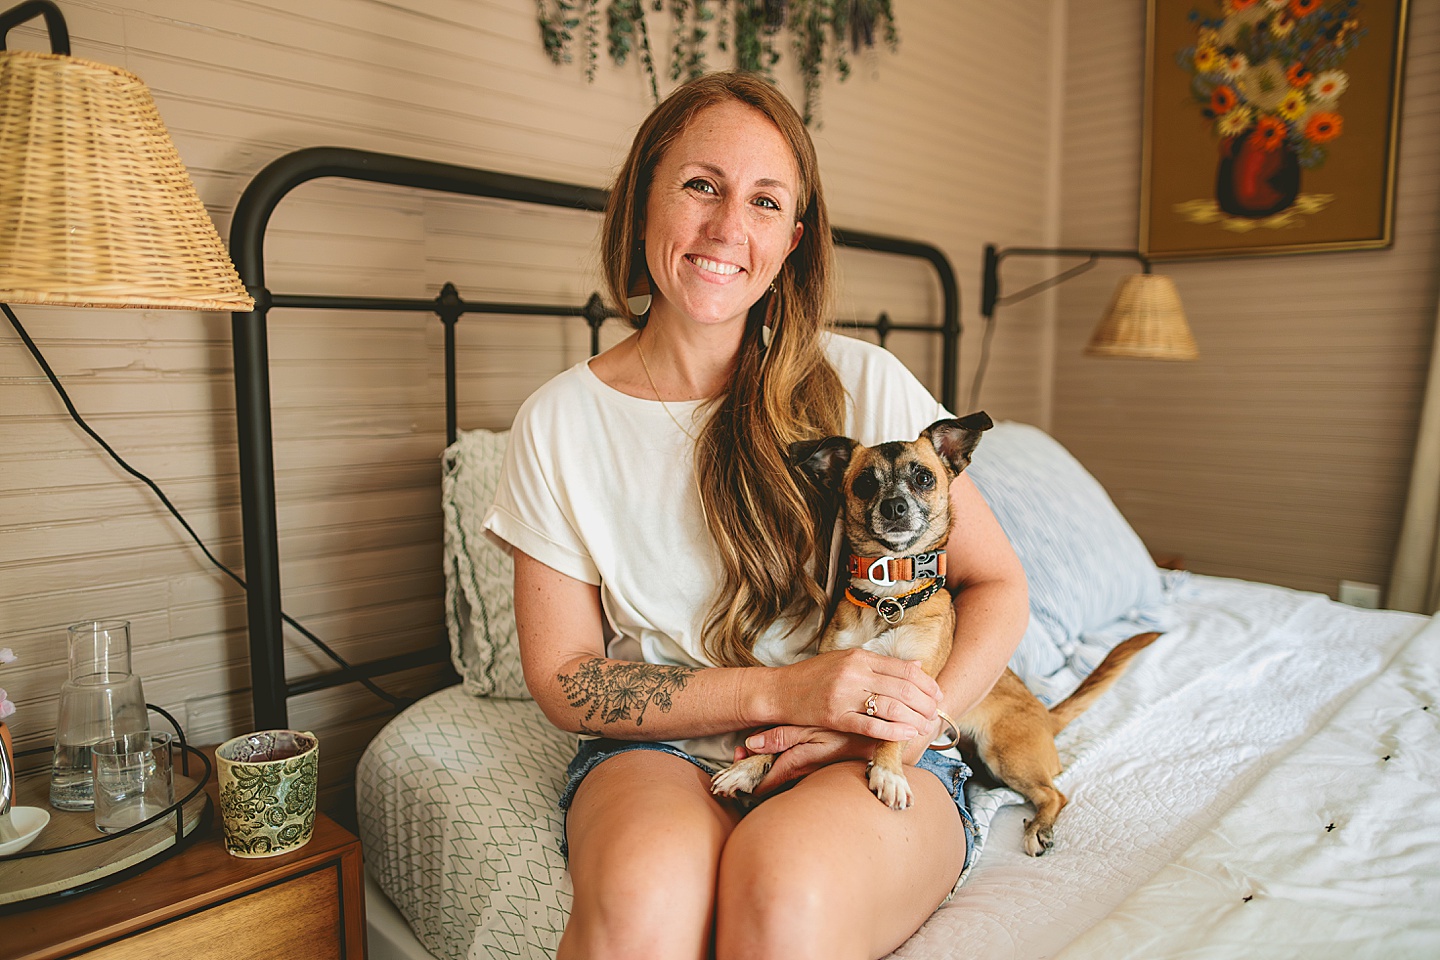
[92,732,174,833]
[49,620,149,812]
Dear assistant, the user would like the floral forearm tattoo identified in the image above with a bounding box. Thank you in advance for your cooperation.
[558,658,696,732]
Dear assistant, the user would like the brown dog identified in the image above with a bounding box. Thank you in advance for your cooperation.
[710,413,1158,856]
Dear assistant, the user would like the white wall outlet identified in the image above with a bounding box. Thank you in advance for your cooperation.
[1338,580,1383,609]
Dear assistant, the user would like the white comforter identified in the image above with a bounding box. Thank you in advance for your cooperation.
[904,575,1439,959]
[359,574,1440,960]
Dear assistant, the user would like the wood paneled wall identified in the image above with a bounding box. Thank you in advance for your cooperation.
[0,1,1061,797]
[1054,1,1440,597]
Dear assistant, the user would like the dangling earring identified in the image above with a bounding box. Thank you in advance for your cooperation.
[627,243,652,317]
[761,277,780,352]
[627,274,652,318]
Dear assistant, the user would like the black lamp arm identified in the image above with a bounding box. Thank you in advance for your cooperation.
[0,0,69,54]
[981,245,1151,319]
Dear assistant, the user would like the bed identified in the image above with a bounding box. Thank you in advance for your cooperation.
[228,149,1440,960]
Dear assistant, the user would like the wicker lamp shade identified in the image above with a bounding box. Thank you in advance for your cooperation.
[1085,274,1198,361]
[0,50,253,311]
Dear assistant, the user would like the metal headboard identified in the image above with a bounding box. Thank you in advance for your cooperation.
[229,146,961,728]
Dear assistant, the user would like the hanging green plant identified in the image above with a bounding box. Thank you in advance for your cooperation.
[535,0,898,125]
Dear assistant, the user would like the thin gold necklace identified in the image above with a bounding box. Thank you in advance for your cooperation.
[635,332,701,442]
[635,332,712,530]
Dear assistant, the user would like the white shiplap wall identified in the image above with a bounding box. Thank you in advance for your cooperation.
[1,0,1061,797]
[1054,1,1440,596]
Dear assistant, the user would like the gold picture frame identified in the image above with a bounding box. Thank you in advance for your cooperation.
[1141,0,1409,261]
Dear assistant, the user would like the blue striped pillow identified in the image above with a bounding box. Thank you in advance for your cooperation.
[966,422,1162,689]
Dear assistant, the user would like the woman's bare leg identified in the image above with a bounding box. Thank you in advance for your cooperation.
[714,760,966,960]
[560,750,743,960]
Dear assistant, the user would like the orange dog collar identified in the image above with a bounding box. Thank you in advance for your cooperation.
[847,551,947,586]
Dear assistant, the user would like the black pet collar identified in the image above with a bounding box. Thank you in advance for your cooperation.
[845,579,946,625]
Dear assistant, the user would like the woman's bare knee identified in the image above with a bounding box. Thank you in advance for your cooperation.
[715,850,856,960]
[712,761,962,960]
[564,867,708,960]
[713,764,870,960]
[561,751,739,960]
[565,824,728,959]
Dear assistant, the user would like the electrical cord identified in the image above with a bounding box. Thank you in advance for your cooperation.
[3,302,414,712]
[968,257,1099,411]
[968,314,996,414]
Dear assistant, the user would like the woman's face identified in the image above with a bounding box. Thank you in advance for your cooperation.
[642,99,804,334]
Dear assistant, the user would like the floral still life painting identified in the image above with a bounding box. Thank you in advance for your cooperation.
[1142,0,1408,260]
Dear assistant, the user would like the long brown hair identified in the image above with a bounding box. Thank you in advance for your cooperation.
[601,72,846,667]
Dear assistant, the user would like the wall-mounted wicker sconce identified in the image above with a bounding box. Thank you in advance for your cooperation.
[980,244,1198,361]
[0,0,252,311]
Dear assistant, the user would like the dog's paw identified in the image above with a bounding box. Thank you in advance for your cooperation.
[711,755,773,798]
[1023,819,1054,856]
[867,764,913,810]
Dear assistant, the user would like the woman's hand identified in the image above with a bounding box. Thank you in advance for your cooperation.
[733,726,867,794]
[735,710,944,794]
[766,647,942,742]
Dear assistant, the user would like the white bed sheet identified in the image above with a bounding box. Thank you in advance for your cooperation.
[359,574,1438,960]
[901,575,1436,959]
[1054,608,1440,960]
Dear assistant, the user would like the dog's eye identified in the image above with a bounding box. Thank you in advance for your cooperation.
[912,466,936,490]
[851,470,879,499]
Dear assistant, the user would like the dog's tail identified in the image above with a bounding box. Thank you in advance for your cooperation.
[1047,632,1161,734]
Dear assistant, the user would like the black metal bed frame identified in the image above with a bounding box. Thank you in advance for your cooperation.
[229,146,962,729]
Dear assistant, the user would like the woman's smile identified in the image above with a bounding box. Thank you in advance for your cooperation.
[686,254,744,279]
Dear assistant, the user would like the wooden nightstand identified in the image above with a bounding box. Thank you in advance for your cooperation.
[1,748,366,960]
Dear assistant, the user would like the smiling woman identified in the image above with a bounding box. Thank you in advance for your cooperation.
[480,71,1029,960]
[592,73,850,674]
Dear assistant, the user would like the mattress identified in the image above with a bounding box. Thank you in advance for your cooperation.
[358,573,1440,959]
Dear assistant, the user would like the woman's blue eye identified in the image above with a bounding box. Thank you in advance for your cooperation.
[685,179,716,195]
[755,196,780,210]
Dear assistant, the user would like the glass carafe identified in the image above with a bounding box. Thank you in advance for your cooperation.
[49,620,148,811]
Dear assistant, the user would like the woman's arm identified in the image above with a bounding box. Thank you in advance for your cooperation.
[512,549,943,742]
[932,472,1030,721]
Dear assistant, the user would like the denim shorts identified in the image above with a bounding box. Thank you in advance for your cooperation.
[557,737,979,891]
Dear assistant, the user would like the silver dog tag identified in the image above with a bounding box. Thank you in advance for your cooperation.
[876,596,905,624]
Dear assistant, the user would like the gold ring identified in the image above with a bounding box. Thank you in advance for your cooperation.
[865,693,878,717]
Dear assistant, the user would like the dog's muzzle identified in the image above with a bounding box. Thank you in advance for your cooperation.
[871,501,926,547]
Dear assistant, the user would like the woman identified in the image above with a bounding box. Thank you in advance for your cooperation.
[484,72,1028,960]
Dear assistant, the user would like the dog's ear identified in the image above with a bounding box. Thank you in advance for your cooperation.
[922,412,993,476]
[788,435,857,492]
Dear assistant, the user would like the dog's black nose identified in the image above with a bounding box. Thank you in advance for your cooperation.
[879,498,908,521]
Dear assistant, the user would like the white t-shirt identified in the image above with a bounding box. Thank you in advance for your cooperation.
[483,332,951,764]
